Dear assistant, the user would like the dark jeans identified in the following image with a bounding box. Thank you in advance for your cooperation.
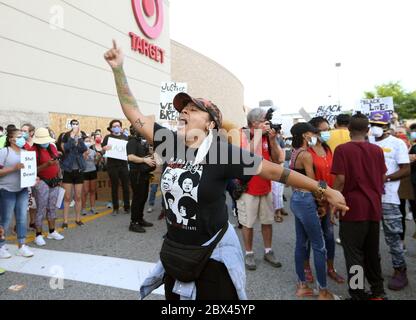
[399,198,416,240]
[107,165,130,211]
[164,259,238,300]
[129,169,150,223]
[340,220,385,299]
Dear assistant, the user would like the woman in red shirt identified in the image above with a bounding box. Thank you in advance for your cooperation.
[32,128,65,247]
[304,117,345,284]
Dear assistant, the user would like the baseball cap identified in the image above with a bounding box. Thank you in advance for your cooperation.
[290,122,319,137]
[173,93,223,129]
[369,110,391,125]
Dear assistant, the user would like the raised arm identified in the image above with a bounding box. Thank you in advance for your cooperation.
[104,40,154,144]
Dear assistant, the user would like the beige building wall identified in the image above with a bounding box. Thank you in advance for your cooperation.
[171,41,246,127]
[0,0,171,122]
[0,1,246,131]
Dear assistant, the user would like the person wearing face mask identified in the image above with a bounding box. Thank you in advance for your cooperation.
[369,111,411,291]
[32,128,65,246]
[0,128,34,258]
[60,119,88,228]
[289,122,340,300]
[303,117,345,285]
[81,136,98,216]
[21,123,38,230]
[102,120,130,215]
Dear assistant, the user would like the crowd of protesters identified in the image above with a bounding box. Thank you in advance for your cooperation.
[0,89,416,300]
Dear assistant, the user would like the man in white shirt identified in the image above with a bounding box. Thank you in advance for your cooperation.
[369,111,411,291]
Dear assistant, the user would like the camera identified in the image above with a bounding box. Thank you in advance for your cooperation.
[265,108,282,133]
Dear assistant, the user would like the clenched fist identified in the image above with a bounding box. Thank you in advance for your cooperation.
[104,40,124,69]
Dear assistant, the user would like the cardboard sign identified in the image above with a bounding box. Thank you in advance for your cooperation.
[104,138,128,161]
[358,97,394,118]
[159,82,188,121]
[20,151,37,188]
[315,105,342,125]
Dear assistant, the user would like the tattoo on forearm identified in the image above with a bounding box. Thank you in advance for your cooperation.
[134,118,145,129]
[278,168,291,184]
[113,67,138,109]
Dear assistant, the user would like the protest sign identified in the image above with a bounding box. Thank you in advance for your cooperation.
[104,138,128,161]
[315,105,342,124]
[358,97,394,118]
[20,151,37,188]
[159,82,187,121]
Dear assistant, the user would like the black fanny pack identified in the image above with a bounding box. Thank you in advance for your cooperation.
[42,177,61,188]
[160,223,229,283]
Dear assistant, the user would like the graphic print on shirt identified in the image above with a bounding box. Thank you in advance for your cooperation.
[161,160,203,231]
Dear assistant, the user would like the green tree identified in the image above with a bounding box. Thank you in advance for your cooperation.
[364,82,416,119]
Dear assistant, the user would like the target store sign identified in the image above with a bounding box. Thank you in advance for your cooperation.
[129,0,165,64]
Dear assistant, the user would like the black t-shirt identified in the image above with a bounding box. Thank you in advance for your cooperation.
[102,134,128,168]
[410,145,416,185]
[126,136,151,171]
[153,123,262,246]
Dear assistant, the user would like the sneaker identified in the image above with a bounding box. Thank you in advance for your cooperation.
[245,253,256,271]
[388,268,409,291]
[16,245,34,258]
[336,238,342,245]
[138,219,154,227]
[106,202,113,209]
[90,208,98,215]
[0,246,12,259]
[81,209,88,216]
[129,223,146,233]
[62,223,69,229]
[264,250,282,268]
[147,206,153,213]
[70,200,75,208]
[75,221,84,227]
[34,235,46,246]
[47,231,64,241]
[112,209,119,216]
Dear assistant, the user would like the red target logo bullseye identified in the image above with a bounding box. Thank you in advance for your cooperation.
[132,0,164,40]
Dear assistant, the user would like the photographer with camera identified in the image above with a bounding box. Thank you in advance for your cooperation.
[237,108,286,271]
[127,126,156,233]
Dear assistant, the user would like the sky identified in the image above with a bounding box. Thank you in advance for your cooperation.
[169,0,416,115]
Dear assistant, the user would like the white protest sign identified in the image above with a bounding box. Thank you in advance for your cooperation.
[20,151,37,188]
[358,97,394,118]
[315,105,342,125]
[159,82,188,121]
[104,138,128,161]
[56,187,65,209]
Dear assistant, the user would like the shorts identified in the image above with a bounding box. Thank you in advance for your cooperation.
[83,171,98,181]
[237,192,274,228]
[62,170,84,185]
